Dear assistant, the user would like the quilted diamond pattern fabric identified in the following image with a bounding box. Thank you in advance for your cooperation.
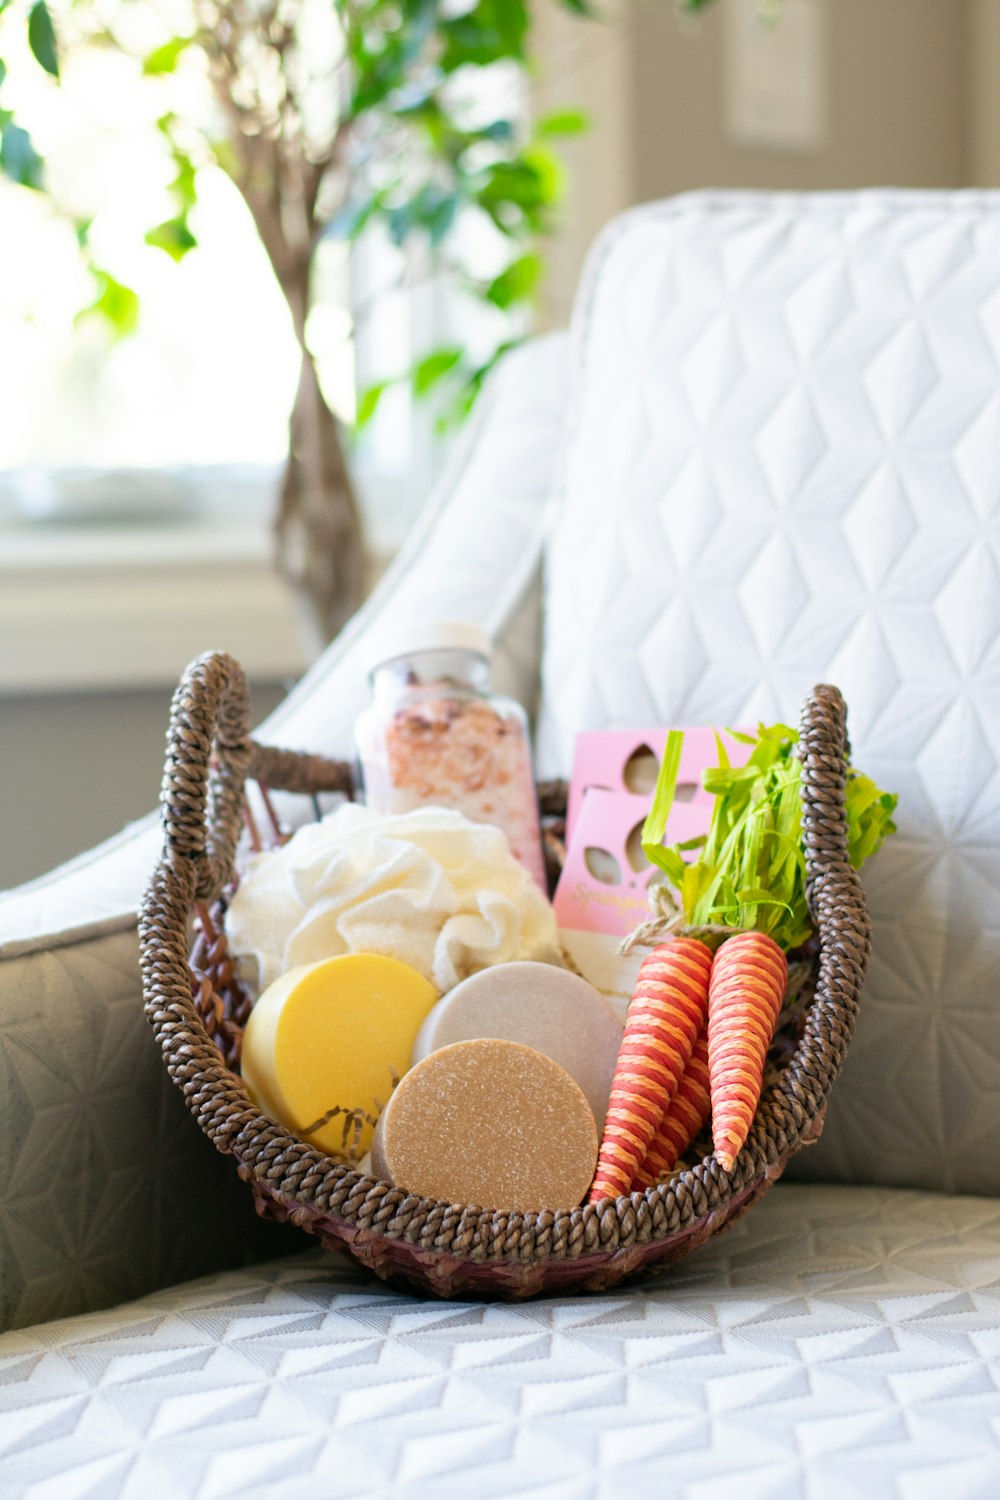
[1,1182,997,1499]
[538,191,1000,1198]
[0,929,299,1333]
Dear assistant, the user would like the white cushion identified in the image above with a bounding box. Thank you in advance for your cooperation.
[1,1183,997,1498]
[539,190,1000,1196]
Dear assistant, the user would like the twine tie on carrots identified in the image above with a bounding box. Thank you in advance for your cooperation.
[619,882,733,957]
[622,878,817,1015]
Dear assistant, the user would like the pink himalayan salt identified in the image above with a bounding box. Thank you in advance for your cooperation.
[359,694,546,890]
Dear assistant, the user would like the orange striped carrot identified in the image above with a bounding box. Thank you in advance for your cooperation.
[587,937,712,1203]
[708,930,787,1172]
[631,1028,711,1189]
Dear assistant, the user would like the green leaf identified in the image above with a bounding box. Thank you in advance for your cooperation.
[355,380,391,429]
[27,1,59,79]
[143,36,194,77]
[0,121,43,189]
[209,137,238,179]
[79,271,140,337]
[385,200,417,246]
[440,0,530,70]
[641,730,685,874]
[647,845,688,890]
[475,146,566,235]
[484,252,542,309]
[412,347,463,396]
[642,720,896,949]
[423,190,460,246]
[144,217,197,261]
[535,107,589,138]
[386,184,460,248]
[846,774,897,866]
[702,765,759,795]
[348,0,438,116]
[169,156,197,212]
[479,119,515,142]
[435,339,520,431]
[326,194,380,242]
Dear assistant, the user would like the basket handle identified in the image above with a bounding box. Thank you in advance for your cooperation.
[160,651,254,902]
[798,682,856,889]
[794,682,872,1084]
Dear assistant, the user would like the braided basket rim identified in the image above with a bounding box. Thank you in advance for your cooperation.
[138,653,873,1293]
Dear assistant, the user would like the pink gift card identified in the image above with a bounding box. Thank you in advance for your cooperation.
[565,726,752,843]
[555,725,752,1002]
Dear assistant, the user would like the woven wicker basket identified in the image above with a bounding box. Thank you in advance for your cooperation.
[138,651,872,1299]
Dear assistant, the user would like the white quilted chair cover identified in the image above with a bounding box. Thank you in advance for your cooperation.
[540,190,1000,1200]
[2,1183,998,1500]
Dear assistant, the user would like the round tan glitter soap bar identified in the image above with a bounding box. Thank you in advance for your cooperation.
[412,961,623,1125]
[370,1038,599,1212]
[241,954,438,1157]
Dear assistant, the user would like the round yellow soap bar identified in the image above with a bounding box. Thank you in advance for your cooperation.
[240,954,438,1157]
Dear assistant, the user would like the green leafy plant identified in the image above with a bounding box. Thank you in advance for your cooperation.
[0,0,591,641]
[642,724,898,950]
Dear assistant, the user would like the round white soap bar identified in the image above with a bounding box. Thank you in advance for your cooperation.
[412,960,623,1125]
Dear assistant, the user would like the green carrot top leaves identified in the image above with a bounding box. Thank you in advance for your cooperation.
[642,723,897,951]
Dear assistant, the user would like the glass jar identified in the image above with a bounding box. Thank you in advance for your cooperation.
[355,622,547,891]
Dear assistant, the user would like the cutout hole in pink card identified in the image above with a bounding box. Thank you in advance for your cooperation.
[583,846,622,886]
[622,744,659,796]
[624,819,648,874]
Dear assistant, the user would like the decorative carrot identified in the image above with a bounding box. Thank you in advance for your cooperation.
[587,937,711,1203]
[627,720,896,1188]
[707,930,787,1171]
[631,1028,711,1189]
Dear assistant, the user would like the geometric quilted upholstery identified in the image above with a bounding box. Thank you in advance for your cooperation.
[539,191,1000,1197]
[1,1182,997,1498]
[0,928,300,1333]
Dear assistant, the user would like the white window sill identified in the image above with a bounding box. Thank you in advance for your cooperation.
[2,522,310,697]
[0,463,410,698]
[1,468,309,696]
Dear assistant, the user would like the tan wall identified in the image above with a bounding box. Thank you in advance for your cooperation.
[633,0,968,200]
[534,0,986,323]
[968,0,1000,184]
[0,680,288,889]
[531,0,638,329]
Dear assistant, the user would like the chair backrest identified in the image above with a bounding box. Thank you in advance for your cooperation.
[538,190,1000,1197]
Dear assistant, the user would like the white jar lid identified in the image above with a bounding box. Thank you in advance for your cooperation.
[368,620,492,673]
